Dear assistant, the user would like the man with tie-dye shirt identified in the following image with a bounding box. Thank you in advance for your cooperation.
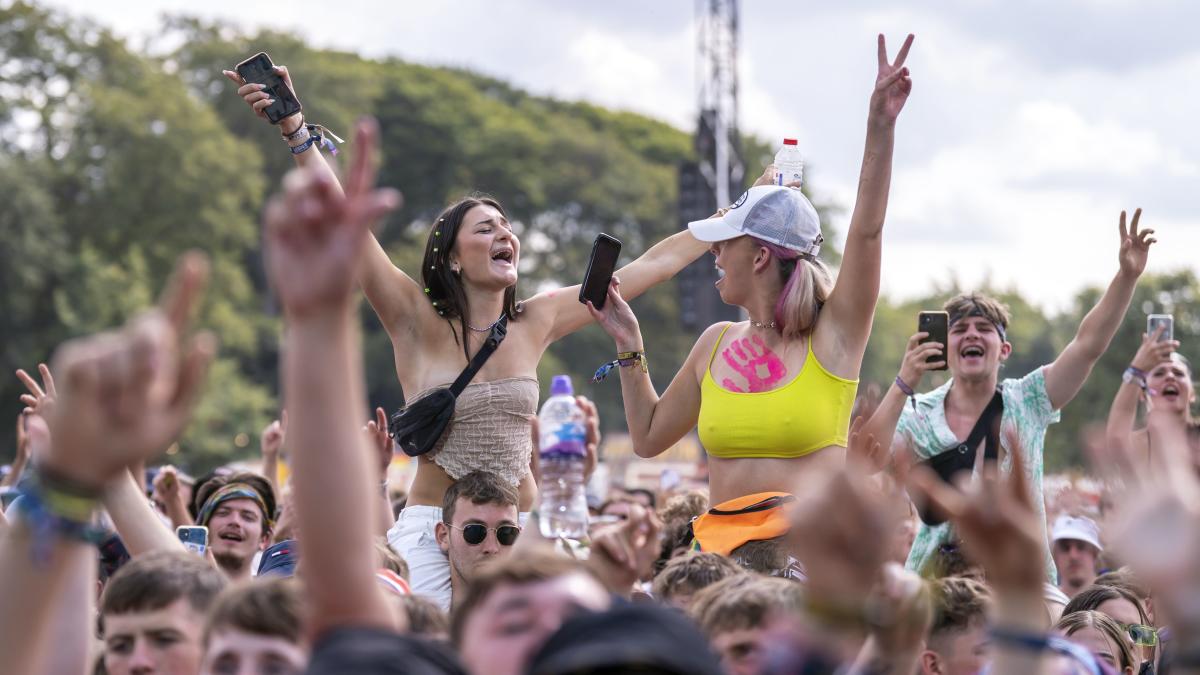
[859,209,1155,584]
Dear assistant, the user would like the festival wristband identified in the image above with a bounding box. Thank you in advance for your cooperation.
[1122,366,1148,390]
[894,375,917,411]
[592,351,648,382]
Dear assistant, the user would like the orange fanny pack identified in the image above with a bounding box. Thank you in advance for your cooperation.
[692,492,796,556]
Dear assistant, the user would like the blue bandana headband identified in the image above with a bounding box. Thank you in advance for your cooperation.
[196,483,274,531]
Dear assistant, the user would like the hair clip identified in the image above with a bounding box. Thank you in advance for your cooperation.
[424,287,431,294]
[433,247,438,252]
[439,218,445,222]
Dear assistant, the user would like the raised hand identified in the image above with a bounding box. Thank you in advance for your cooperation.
[222,65,303,133]
[584,277,643,352]
[846,416,888,474]
[577,396,601,483]
[1131,324,1178,375]
[587,502,662,594]
[1117,208,1154,277]
[870,33,915,124]
[364,406,393,479]
[898,331,944,390]
[263,118,400,317]
[44,253,215,490]
[260,412,287,459]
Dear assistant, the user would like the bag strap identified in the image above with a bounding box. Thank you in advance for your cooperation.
[959,388,1004,461]
[448,315,510,397]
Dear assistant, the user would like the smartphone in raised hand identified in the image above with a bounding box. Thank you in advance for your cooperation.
[176,526,208,556]
[918,311,949,371]
[234,52,302,124]
[1148,314,1174,343]
[579,234,622,309]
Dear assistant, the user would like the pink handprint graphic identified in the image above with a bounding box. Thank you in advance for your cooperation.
[720,335,788,393]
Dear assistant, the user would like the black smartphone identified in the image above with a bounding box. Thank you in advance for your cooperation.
[176,526,209,556]
[579,234,622,309]
[1148,314,1174,342]
[918,311,949,371]
[234,52,302,125]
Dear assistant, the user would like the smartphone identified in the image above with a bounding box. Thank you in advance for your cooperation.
[579,234,622,309]
[176,526,208,556]
[1148,314,1174,343]
[918,311,949,371]
[234,52,302,125]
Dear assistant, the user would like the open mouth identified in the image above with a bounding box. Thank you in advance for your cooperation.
[218,531,245,543]
[490,249,513,264]
[1162,384,1181,397]
[960,345,985,358]
[714,263,725,287]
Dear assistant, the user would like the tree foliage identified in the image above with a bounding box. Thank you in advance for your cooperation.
[2,2,1188,474]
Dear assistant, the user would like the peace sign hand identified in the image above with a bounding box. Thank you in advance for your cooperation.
[1117,208,1154,277]
[264,117,401,318]
[870,33,915,124]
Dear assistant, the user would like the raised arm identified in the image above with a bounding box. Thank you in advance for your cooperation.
[223,64,424,336]
[0,253,212,674]
[823,34,913,359]
[265,118,399,633]
[585,279,707,457]
[1104,327,1175,457]
[532,230,709,345]
[1044,209,1153,410]
[858,331,944,472]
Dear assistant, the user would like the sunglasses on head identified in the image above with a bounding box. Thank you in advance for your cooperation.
[1119,622,1159,647]
[450,523,521,546]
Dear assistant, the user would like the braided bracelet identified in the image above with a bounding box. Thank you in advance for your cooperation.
[592,350,648,382]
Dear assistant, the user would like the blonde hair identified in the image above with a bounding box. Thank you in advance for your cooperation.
[1056,610,1136,673]
[751,238,833,340]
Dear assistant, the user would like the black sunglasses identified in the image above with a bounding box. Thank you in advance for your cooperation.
[451,523,521,546]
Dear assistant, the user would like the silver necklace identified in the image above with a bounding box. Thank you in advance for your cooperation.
[749,318,777,329]
[466,316,502,332]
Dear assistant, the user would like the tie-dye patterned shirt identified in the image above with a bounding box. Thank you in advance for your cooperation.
[894,366,1061,582]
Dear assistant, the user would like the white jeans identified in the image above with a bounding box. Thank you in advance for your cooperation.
[386,505,531,612]
[387,505,452,611]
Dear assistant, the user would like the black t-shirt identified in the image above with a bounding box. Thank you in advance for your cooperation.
[307,627,467,675]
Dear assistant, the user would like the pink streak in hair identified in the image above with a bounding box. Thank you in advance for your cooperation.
[750,237,802,333]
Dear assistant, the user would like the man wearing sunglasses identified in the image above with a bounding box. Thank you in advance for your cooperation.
[432,471,521,612]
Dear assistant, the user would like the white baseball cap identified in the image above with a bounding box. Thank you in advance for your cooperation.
[687,185,823,256]
[1051,514,1103,552]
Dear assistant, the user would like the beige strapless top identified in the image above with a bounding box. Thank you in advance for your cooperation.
[409,377,539,486]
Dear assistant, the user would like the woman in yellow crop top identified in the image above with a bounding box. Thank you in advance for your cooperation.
[587,34,915,505]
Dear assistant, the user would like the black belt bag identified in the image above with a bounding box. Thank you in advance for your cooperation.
[388,315,509,458]
[909,389,1004,526]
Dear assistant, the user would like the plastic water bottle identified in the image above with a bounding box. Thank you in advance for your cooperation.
[538,375,589,539]
[774,138,804,186]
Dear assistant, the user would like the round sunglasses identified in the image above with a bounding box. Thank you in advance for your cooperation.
[450,523,521,546]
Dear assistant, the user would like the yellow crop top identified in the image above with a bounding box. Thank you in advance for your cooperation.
[697,323,858,459]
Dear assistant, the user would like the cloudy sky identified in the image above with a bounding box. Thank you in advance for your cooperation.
[45,0,1200,311]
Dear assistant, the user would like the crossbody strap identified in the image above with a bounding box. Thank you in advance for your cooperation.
[959,389,1004,460]
[448,315,510,397]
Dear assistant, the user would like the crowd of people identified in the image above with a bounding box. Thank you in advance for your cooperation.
[3,32,1200,675]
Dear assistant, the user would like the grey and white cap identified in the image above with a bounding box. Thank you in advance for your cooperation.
[687,185,823,256]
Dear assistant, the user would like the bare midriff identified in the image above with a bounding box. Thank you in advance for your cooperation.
[706,445,846,506]
[406,456,539,512]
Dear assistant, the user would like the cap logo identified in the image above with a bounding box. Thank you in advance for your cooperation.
[729,190,749,210]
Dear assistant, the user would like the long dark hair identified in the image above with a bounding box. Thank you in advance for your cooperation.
[422,194,520,360]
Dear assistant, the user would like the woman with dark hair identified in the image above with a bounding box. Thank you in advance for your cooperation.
[1106,327,1199,470]
[584,35,914,518]
[225,65,712,597]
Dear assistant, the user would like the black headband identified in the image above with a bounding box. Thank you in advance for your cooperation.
[948,299,1008,342]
